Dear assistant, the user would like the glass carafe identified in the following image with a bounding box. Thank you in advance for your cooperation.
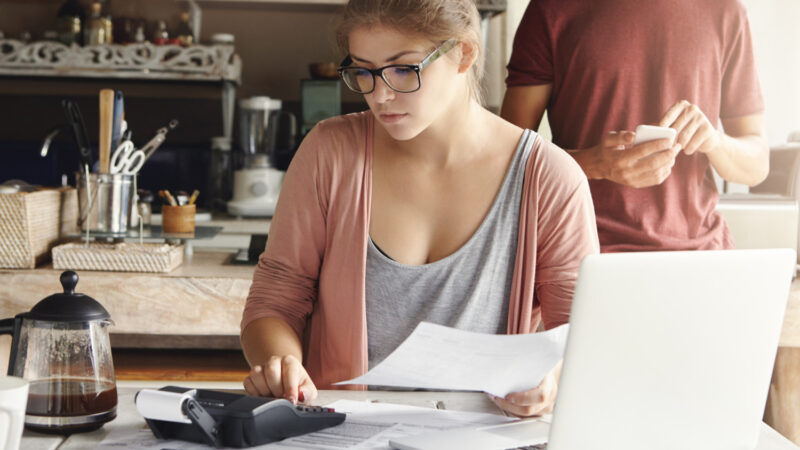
[0,271,117,433]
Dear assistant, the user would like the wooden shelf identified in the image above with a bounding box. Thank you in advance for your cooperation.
[0,40,241,84]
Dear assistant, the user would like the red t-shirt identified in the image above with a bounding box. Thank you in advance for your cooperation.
[507,0,764,252]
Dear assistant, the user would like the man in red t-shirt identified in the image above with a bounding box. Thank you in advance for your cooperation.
[501,0,769,252]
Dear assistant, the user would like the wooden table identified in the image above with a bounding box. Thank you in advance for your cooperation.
[765,274,800,443]
[19,387,800,450]
[6,261,800,445]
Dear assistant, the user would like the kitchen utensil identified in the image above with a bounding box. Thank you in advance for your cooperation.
[61,99,93,172]
[110,90,124,152]
[159,189,177,206]
[40,124,70,157]
[109,140,145,174]
[0,376,28,450]
[141,119,179,161]
[76,172,135,233]
[0,271,117,434]
[175,192,189,206]
[98,89,114,173]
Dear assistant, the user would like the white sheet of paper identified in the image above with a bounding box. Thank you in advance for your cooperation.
[335,322,569,397]
[97,400,513,450]
[271,399,513,450]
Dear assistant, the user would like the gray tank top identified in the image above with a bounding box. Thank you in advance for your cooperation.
[366,130,534,368]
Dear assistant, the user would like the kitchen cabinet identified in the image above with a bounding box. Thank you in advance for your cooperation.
[0,39,241,140]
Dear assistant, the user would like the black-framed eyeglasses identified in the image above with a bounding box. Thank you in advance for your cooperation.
[338,39,458,94]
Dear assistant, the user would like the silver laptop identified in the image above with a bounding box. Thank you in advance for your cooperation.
[390,249,796,450]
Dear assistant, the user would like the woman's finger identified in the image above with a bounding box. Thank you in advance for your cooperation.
[504,386,547,407]
[281,356,302,403]
[490,394,546,418]
[264,357,285,399]
[247,365,271,397]
[298,375,319,404]
[243,375,259,397]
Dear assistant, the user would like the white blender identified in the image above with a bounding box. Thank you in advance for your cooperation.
[228,96,290,217]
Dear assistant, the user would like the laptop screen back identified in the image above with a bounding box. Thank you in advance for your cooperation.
[548,249,795,450]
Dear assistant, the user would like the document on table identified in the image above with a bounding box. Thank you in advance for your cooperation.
[336,322,569,397]
[96,399,515,450]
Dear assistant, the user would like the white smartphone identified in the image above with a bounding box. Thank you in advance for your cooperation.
[633,124,677,146]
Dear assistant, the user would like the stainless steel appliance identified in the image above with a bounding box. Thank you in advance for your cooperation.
[0,271,117,433]
[228,96,296,217]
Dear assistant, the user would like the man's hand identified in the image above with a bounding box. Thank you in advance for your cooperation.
[489,360,562,417]
[659,100,721,156]
[574,131,682,188]
[243,354,318,405]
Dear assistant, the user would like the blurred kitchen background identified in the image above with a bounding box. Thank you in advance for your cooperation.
[0,0,798,245]
[0,0,516,213]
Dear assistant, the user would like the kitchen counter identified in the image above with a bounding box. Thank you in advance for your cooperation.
[0,251,254,347]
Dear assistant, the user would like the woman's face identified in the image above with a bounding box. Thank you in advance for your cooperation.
[347,26,465,141]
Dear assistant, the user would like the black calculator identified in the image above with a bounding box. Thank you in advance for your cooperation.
[138,386,346,448]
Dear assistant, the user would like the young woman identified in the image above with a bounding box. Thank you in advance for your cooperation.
[241,0,598,417]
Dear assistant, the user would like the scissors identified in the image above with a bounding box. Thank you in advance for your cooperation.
[110,140,145,174]
[141,119,179,161]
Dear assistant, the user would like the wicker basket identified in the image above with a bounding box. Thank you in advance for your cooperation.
[52,242,184,273]
[0,188,77,269]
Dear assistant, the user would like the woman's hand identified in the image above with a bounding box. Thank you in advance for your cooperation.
[489,360,562,417]
[243,354,318,404]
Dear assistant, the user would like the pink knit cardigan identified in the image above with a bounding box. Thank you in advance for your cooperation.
[242,112,599,389]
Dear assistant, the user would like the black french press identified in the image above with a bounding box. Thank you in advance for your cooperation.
[0,270,117,433]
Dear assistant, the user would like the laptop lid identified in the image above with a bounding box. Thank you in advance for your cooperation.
[548,249,796,450]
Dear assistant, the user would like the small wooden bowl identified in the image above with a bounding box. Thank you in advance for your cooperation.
[162,204,196,234]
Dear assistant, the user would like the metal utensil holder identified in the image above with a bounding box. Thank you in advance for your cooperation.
[76,171,135,236]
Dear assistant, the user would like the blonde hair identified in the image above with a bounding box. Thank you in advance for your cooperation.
[335,0,484,103]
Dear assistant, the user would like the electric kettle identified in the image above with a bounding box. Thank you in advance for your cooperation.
[0,271,117,433]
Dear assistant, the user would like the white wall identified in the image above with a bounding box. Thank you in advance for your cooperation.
[741,0,800,146]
